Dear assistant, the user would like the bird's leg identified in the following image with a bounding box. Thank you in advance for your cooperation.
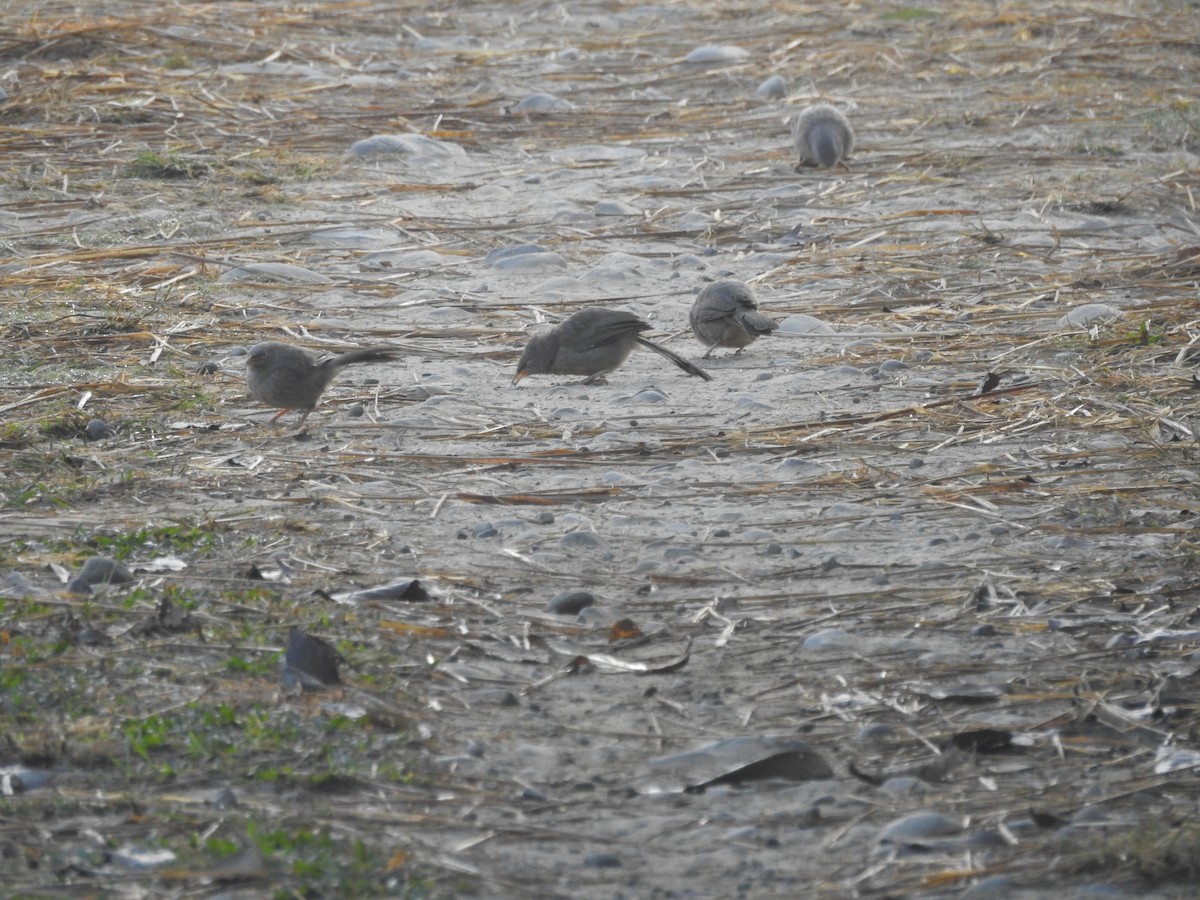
[702,346,715,359]
[269,408,292,423]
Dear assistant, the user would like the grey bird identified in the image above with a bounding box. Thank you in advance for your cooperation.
[689,280,779,358]
[245,341,398,425]
[513,308,712,385]
[792,104,854,169]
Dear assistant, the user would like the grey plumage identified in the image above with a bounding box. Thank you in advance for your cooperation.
[513,307,712,384]
[245,341,398,425]
[689,280,778,358]
[792,104,854,169]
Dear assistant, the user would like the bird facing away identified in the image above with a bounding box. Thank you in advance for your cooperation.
[689,280,779,358]
[512,307,712,385]
[245,341,398,425]
[792,104,854,169]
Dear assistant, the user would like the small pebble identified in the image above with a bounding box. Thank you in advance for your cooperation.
[624,389,668,404]
[349,133,466,159]
[878,811,962,843]
[778,314,834,335]
[684,45,748,64]
[1058,303,1120,328]
[855,723,898,743]
[736,397,774,412]
[559,531,608,551]
[496,251,568,271]
[65,577,92,595]
[547,590,596,615]
[593,200,638,216]
[485,243,547,265]
[78,557,134,586]
[84,420,114,441]
[76,626,110,645]
[881,777,929,796]
[511,92,573,114]
[829,365,867,378]
[582,852,622,868]
[662,547,699,562]
[465,689,519,707]
[802,628,852,650]
[211,787,239,810]
[962,875,1016,897]
[739,528,776,541]
[755,75,786,100]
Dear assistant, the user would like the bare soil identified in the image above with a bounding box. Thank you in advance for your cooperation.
[2,1,1200,897]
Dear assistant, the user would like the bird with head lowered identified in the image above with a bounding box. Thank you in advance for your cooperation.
[513,308,712,385]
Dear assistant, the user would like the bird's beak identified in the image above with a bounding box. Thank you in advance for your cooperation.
[511,369,528,386]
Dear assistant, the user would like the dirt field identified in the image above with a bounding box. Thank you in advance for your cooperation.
[2,1,1200,897]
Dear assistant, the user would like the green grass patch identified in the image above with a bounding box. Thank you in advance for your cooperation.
[130,148,211,179]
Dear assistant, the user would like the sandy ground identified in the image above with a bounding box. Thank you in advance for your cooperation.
[2,1,1200,897]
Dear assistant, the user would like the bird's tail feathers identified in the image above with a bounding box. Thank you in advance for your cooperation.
[636,337,713,381]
